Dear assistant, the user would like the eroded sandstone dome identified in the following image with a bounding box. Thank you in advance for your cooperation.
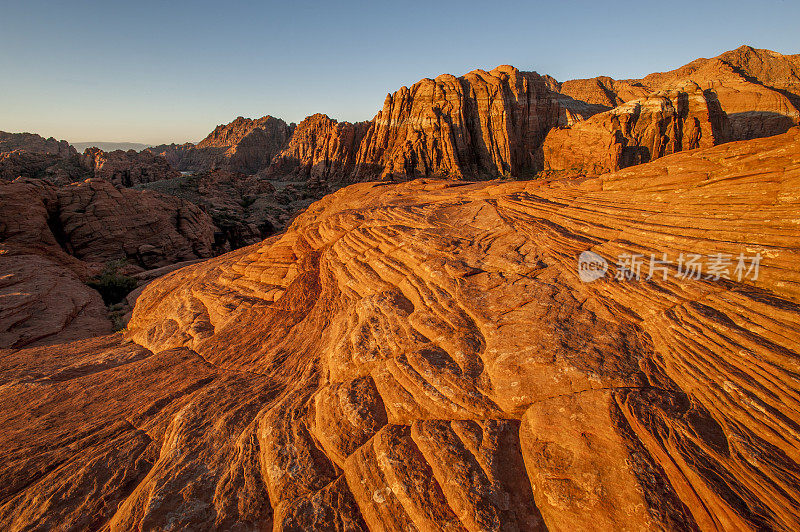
[1,128,799,530]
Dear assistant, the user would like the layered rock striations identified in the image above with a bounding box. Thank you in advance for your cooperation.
[1,128,798,529]
[267,114,370,182]
[542,82,731,176]
[352,65,566,180]
[0,178,217,348]
[557,46,800,140]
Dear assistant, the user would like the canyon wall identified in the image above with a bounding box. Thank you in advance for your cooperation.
[542,82,731,176]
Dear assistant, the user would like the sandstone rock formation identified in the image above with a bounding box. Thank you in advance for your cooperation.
[0,150,77,182]
[0,178,217,348]
[1,128,798,530]
[268,114,369,182]
[542,82,731,176]
[80,147,179,186]
[557,46,800,140]
[0,181,112,348]
[150,116,295,174]
[144,142,196,169]
[0,131,76,158]
[0,131,87,183]
[136,169,315,250]
[352,65,565,180]
[48,178,216,268]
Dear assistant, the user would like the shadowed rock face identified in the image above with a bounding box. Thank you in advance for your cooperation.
[0,131,76,158]
[80,147,179,186]
[1,128,798,530]
[557,45,800,141]
[149,116,295,175]
[542,82,732,176]
[267,114,370,182]
[0,178,217,348]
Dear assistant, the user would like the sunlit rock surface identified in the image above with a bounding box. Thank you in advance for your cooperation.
[1,128,799,530]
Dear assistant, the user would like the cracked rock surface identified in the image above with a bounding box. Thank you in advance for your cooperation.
[1,128,799,530]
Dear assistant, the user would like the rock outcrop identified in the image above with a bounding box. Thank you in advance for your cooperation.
[44,178,216,268]
[144,142,196,169]
[0,178,217,348]
[0,181,112,348]
[542,82,731,175]
[0,132,88,183]
[0,150,80,182]
[268,114,369,182]
[151,116,295,174]
[352,65,565,180]
[1,128,798,530]
[557,46,800,140]
[137,168,330,250]
[0,131,76,158]
[80,147,180,186]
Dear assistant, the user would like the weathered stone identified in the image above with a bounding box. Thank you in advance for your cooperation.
[1,128,798,530]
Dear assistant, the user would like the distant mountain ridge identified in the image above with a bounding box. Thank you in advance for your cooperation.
[71,142,152,153]
[149,45,800,182]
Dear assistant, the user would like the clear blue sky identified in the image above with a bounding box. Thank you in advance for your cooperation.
[1,0,798,144]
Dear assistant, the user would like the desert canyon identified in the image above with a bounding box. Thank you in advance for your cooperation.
[1,45,800,531]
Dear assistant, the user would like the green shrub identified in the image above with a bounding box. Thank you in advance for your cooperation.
[87,261,138,305]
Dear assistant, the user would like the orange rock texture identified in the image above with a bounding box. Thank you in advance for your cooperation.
[352,65,566,180]
[2,128,798,529]
[542,82,731,176]
[143,47,800,183]
[268,114,370,182]
[0,178,217,348]
[558,46,800,141]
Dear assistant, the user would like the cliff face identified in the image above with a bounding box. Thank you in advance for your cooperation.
[558,46,800,140]
[139,47,800,182]
[81,147,179,186]
[267,114,370,181]
[352,66,566,180]
[1,128,798,530]
[154,116,295,174]
[542,82,731,176]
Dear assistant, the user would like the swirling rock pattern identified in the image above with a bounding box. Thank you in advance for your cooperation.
[1,128,799,530]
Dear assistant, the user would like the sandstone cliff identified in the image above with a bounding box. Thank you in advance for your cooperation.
[267,114,369,182]
[542,82,731,176]
[152,116,295,174]
[1,129,798,529]
[352,65,566,180]
[557,46,800,140]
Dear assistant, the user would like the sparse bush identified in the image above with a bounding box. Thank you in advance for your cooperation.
[87,260,137,305]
